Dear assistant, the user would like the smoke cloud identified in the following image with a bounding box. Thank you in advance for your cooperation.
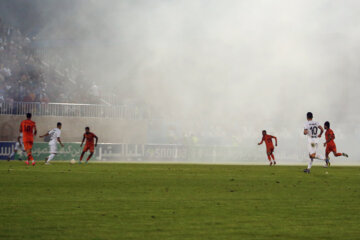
[5,0,360,164]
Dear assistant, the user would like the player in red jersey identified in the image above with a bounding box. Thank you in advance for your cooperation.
[79,127,98,163]
[20,113,37,166]
[258,130,278,166]
[324,121,348,167]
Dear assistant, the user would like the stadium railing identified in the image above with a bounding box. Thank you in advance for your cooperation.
[0,101,146,120]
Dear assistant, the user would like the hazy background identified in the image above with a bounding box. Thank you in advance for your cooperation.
[1,0,360,164]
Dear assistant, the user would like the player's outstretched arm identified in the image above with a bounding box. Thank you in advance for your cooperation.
[58,137,64,147]
[39,132,50,138]
[19,124,22,133]
[34,124,37,136]
[318,125,324,138]
[258,139,263,145]
[304,129,308,135]
[273,136,278,146]
[80,136,85,147]
[95,135,98,147]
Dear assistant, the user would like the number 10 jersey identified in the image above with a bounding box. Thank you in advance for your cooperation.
[304,120,320,144]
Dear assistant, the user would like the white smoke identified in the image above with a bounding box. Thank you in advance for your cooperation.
[32,0,360,164]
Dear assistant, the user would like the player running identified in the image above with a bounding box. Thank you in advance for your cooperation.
[323,121,348,167]
[20,113,37,166]
[303,112,326,173]
[79,127,98,163]
[258,130,277,166]
[39,122,64,165]
[7,133,25,161]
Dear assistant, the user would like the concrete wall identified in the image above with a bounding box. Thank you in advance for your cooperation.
[0,115,147,143]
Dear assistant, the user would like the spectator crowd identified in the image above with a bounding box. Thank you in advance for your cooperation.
[0,17,49,104]
[0,17,101,105]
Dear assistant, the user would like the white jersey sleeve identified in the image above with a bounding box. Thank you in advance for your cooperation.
[304,122,309,131]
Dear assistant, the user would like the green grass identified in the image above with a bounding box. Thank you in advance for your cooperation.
[0,162,360,240]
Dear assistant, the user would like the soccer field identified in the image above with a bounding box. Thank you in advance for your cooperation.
[1,162,360,240]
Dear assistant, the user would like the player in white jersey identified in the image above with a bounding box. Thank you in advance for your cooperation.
[7,133,25,161]
[39,122,64,164]
[303,112,326,173]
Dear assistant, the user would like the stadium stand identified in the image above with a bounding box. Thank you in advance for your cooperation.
[0,15,230,146]
[0,17,103,104]
[0,16,147,116]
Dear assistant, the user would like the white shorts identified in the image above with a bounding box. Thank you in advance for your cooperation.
[15,142,24,151]
[49,142,58,154]
[307,139,319,155]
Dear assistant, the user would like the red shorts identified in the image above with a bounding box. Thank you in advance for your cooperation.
[326,143,337,155]
[23,141,33,151]
[83,144,95,153]
[266,146,274,154]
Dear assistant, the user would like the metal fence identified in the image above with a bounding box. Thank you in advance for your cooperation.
[0,101,147,120]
